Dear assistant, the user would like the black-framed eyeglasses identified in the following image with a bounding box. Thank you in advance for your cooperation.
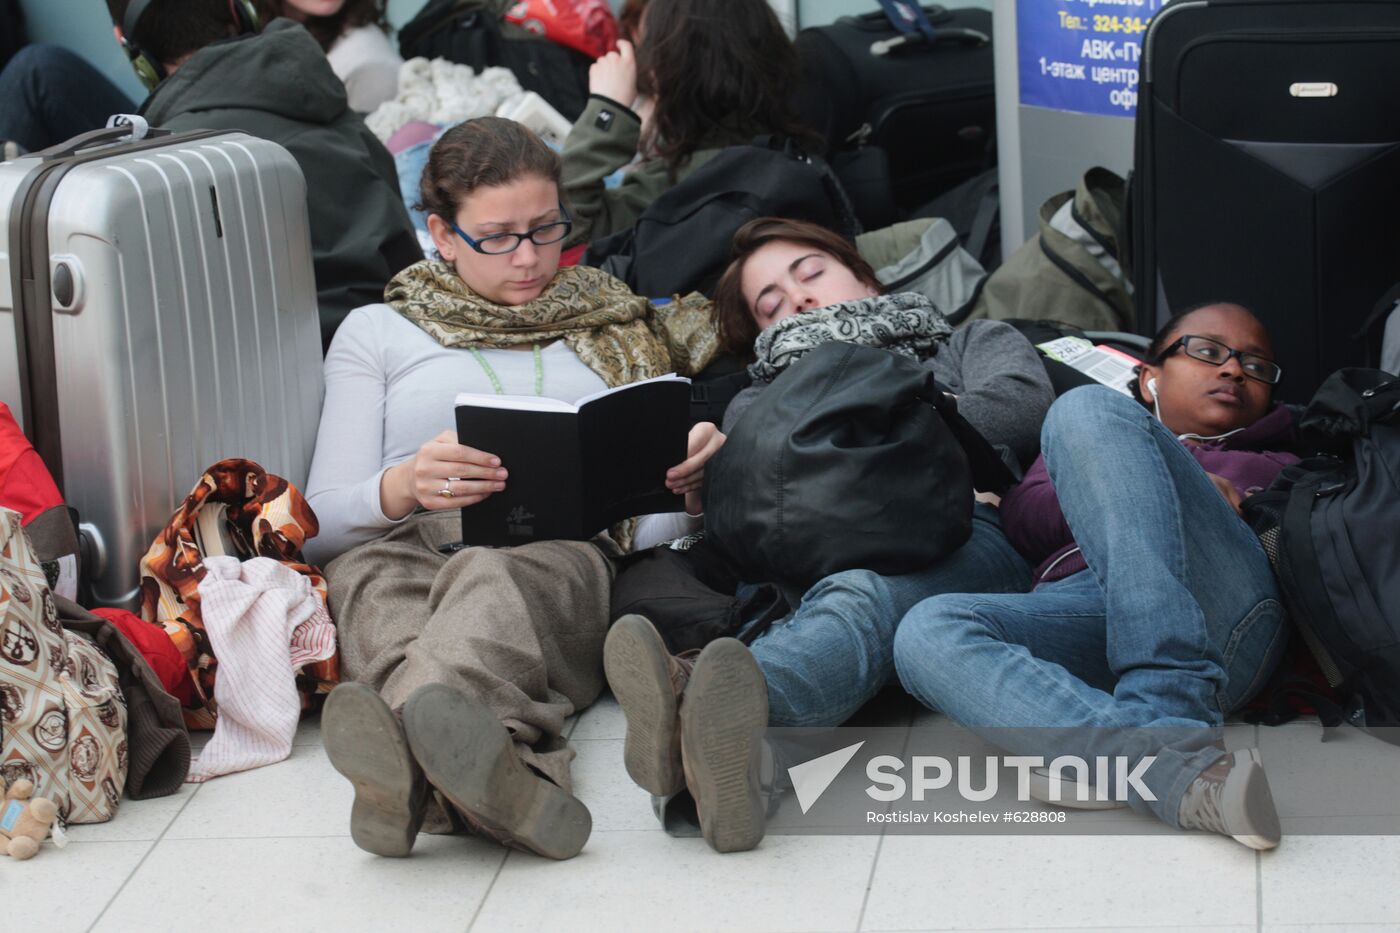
[1155,334,1283,385]
[449,205,573,255]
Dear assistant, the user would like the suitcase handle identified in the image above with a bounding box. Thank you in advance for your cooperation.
[40,124,173,162]
[871,26,990,56]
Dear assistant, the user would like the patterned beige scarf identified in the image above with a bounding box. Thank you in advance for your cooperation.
[387,259,673,388]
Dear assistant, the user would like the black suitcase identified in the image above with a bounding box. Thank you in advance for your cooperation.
[1131,0,1400,400]
[398,0,593,121]
[795,4,995,211]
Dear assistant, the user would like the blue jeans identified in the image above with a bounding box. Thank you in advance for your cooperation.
[894,387,1287,827]
[749,503,1032,728]
[0,45,135,152]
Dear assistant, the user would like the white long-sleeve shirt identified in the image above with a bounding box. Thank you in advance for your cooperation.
[303,304,697,565]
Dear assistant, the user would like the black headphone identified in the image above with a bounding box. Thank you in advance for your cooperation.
[121,0,262,90]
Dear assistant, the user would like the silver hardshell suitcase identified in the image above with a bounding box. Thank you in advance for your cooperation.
[0,124,323,608]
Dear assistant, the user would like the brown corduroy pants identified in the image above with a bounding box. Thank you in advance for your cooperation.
[326,510,615,794]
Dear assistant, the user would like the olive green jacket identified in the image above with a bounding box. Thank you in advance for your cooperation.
[561,95,743,247]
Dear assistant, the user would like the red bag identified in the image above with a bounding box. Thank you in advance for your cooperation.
[0,403,79,599]
[505,0,618,59]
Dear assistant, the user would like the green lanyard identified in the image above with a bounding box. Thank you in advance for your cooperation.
[468,344,544,396]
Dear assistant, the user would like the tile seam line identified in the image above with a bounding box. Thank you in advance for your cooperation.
[858,721,919,932]
[1256,722,1264,933]
[464,848,512,933]
[86,783,204,933]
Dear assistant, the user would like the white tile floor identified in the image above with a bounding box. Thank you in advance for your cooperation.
[10,694,1400,933]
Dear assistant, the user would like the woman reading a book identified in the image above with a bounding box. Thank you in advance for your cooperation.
[303,116,723,862]
[602,216,1056,853]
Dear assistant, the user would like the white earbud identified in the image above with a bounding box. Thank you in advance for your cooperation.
[1146,376,1165,422]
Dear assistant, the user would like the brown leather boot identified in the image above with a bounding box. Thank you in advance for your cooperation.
[604,614,696,797]
[402,683,591,860]
[679,638,768,853]
[323,682,430,858]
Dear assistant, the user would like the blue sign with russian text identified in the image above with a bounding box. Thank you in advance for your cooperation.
[1018,0,1167,118]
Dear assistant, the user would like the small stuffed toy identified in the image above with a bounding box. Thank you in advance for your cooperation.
[0,776,59,859]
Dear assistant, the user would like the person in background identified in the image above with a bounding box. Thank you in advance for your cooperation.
[602,217,1054,853]
[306,116,724,862]
[104,0,421,348]
[895,302,1295,850]
[260,0,402,112]
[559,0,815,246]
[0,44,136,157]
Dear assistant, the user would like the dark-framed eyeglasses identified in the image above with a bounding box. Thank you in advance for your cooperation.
[1155,334,1283,385]
[449,205,573,255]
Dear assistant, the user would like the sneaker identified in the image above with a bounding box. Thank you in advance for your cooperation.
[322,682,429,858]
[1027,766,1128,810]
[1177,748,1281,850]
[679,638,769,853]
[402,683,592,860]
[604,614,694,797]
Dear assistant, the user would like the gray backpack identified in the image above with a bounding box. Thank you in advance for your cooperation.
[967,167,1132,332]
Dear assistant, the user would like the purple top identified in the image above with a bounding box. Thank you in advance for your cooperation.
[1000,405,1300,584]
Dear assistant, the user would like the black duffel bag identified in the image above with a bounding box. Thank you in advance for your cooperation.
[610,535,788,655]
[398,0,593,121]
[584,137,860,298]
[703,343,1015,592]
[1242,369,1400,734]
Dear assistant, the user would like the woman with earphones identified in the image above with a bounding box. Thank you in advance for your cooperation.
[894,301,1299,850]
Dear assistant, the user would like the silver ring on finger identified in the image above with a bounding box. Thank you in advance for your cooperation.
[438,482,454,499]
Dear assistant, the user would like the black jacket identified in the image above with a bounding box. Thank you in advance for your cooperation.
[140,19,421,346]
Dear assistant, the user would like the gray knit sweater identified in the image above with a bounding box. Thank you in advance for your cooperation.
[721,319,1054,466]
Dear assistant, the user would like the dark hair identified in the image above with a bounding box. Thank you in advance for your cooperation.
[637,0,816,175]
[415,117,563,222]
[712,217,879,359]
[617,0,648,43]
[1128,299,1263,405]
[107,0,248,64]
[256,0,389,52]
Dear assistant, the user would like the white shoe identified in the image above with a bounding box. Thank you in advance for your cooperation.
[1027,766,1128,810]
[1177,748,1281,850]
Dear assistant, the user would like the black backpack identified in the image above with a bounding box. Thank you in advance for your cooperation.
[1242,369,1400,732]
[583,138,861,299]
[703,343,1015,592]
[398,0,593,121]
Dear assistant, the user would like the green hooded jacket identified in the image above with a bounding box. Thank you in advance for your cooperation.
[139,19,422,347]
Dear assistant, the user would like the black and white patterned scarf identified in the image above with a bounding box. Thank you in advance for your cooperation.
[747,292,955,383]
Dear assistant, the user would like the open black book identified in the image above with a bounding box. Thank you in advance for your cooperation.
[454,375,691,546]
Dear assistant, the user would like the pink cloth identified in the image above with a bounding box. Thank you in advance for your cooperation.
[186,556,337,781]
[385,120,441,155]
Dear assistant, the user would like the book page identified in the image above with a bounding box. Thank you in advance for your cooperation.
[453,392,579,413]
[1037,337,1139,395]
[572,373,690,409]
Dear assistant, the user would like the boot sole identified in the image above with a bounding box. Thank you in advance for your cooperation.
[402,683,592,860]
[680,638,768,854]
[322,682,426,858]
[604,615,684,797]
[1223,749,1281,851]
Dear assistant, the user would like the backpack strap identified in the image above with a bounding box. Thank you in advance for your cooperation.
[1239,674,1348,732]
[1355,282,1400,370]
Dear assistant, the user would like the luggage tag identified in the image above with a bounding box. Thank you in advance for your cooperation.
[872,0,937,55]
